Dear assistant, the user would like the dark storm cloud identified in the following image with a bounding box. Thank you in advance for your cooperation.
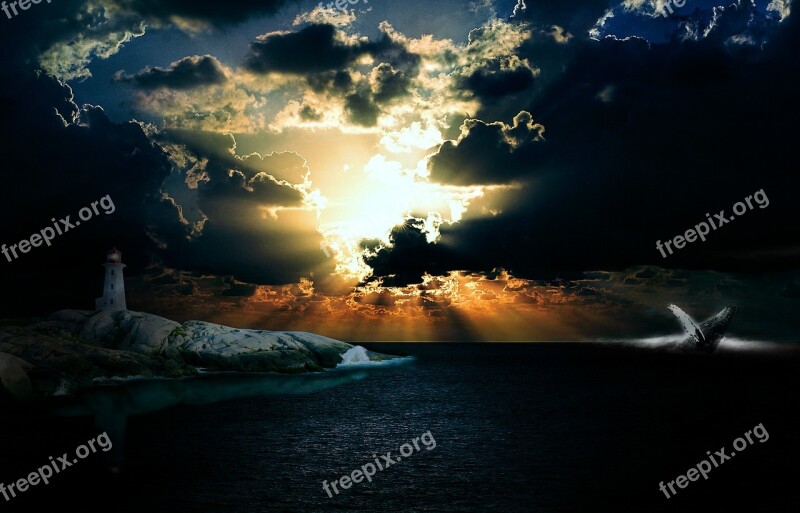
[428,111,545,185]
[344,92,380,126]
[307,63,415,125]
[179,215,329,286]
[371,63,413,103]
[244,24,367,74]
[198,171,305,215]
[243,23,421,126]
[366,30,422,76]
[330,62,417,127]
[244,23,421,75]
[460,59,536,100]
[364,221,459,287]
[307,70,354,93]
[152,130,333,285]
[115,55,227,90]
[158,129,237,183]
[160,129,311,184]
[237,152,311,184]
[372,2,800,285]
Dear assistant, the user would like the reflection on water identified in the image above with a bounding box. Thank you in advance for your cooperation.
[48,365,406,464]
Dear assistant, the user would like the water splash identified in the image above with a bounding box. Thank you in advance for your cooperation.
[54,379,71,396]
[339,346,371,365]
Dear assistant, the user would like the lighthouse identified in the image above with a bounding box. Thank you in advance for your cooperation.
[95,248,127,311]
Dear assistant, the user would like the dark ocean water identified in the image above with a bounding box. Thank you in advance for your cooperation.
[1,342,799,513]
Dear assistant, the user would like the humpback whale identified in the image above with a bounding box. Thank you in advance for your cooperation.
[667,304,737,352]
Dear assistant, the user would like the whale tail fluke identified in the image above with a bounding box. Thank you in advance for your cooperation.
[667,304,705,346]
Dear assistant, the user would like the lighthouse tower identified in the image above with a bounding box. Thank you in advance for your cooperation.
[95,248,127,311]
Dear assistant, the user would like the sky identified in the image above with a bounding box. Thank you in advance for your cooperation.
[0,0,797,341]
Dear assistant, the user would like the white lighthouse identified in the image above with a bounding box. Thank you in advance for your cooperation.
[95,248,127,311]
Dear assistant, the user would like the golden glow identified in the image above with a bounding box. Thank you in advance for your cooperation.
[136,269,617,342]
[315,147,489,279]
[127,17,556,340]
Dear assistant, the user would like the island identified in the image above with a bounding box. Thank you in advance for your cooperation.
[0,309,393,400]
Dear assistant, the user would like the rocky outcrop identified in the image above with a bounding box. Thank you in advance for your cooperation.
[0,353,34,400]
[0,310,388,398]
[82,310,180,354]
[175,321,352,370]
[0,323,197,397]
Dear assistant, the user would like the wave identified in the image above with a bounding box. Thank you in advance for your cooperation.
[601,335,800,353]
[337,345,415,368]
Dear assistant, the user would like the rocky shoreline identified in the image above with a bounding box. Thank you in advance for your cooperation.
[0,310,390,399]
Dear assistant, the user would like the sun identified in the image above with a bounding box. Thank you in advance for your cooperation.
[316,154,491,280]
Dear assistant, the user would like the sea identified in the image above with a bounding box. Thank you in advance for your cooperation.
[1,341,798,513]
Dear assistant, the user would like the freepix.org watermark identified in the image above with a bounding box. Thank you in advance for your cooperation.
[1,432,113,502]
[317,0,368,14]
[659,0,687,17]
[322,431,436,498]
[658,423,769,499]
[1,195,115,263]
[656,189,769,259]
[1,0,52,21]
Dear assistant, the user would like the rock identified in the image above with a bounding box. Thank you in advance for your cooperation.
[46,309,95,326]
[174,323,354,372]
[77,310,180,354]
[0,352,34,400]
[0,327,197,396]
[285,332,357,368]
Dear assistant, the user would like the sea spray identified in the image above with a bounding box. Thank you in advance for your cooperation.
[339,346,371,365]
